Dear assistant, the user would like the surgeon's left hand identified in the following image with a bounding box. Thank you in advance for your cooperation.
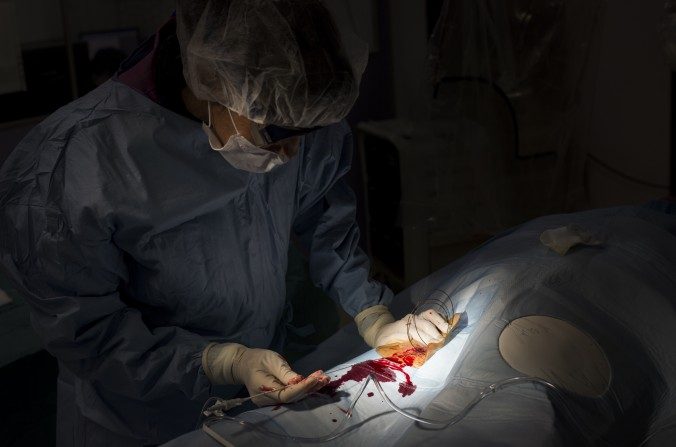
[355,305,450,348]
[202,343,330,406]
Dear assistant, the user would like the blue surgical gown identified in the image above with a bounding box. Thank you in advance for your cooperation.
[0,80,392,445]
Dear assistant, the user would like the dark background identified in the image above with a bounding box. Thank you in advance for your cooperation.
[0,1,672,445]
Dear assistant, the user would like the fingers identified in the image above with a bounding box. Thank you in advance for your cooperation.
[287,370,331,402]
[276,380,315,404]
[408,317,444,344]
[420,309,450,334]
[243,349,333,407]
[253,376,288,406]
[306,370,331,394]
[287,375,305,385]
[266,352,303,385]
[409,317,441,343]
[252,370,330,407]
[267,353,328,389]
[277,371,329,403]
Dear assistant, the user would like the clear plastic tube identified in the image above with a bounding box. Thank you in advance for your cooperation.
[202,376,372,443]
[200,293,579,444]
[200,373,569,445]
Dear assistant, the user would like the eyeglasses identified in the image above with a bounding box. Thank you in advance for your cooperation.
[250,123,322,146]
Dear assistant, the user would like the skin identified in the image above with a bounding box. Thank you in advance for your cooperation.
[181,87,300,159]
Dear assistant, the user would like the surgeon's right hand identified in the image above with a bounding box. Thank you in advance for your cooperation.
[355,305,450,348]
[202,343,329,406]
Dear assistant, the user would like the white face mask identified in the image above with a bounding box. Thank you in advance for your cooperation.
[202,102,289,173]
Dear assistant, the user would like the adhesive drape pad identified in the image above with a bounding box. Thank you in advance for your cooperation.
[498,315,611,397]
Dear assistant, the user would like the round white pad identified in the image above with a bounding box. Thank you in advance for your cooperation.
[499,315,611,397]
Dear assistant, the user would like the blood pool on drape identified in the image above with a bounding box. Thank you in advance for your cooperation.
[321,314,461,398]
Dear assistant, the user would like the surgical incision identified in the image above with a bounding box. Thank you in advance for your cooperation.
[376,313,461,368]
[321,314,461,398]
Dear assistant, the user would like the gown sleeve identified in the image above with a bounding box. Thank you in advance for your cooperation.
[0,128,212,406]
[292,121,393,317]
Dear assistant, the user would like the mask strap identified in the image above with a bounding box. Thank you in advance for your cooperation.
[207,102,241,136]
[207,101,212,128]
[226,108,241,135]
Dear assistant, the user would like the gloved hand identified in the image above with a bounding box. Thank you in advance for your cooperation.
[355,305,450,348]
[202,343,329,406]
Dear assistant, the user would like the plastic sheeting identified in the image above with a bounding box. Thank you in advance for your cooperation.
[163,203,676,446]
[426,0,605,233]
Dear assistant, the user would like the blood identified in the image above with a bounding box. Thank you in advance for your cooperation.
[321,349,422,398]
[288,375,305,385]
[398,381,416,397]
[367,392,374,397]
[386,346,427,367]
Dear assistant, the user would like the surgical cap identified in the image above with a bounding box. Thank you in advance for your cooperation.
[176,0,367,128]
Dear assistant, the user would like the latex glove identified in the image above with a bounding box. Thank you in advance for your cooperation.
[355,305,450,348]
[202,343,329,406]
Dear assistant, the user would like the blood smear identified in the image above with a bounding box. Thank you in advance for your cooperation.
[321,353,419,398]
[367,392,374,397]
[386,347,427,367]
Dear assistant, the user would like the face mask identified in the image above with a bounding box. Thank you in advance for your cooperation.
[202,102,289,173]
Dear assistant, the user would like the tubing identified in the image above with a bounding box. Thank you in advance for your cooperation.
[200,294,581,444]
[201,373,568,445]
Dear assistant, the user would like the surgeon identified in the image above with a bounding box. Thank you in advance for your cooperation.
[0,1,449,445]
